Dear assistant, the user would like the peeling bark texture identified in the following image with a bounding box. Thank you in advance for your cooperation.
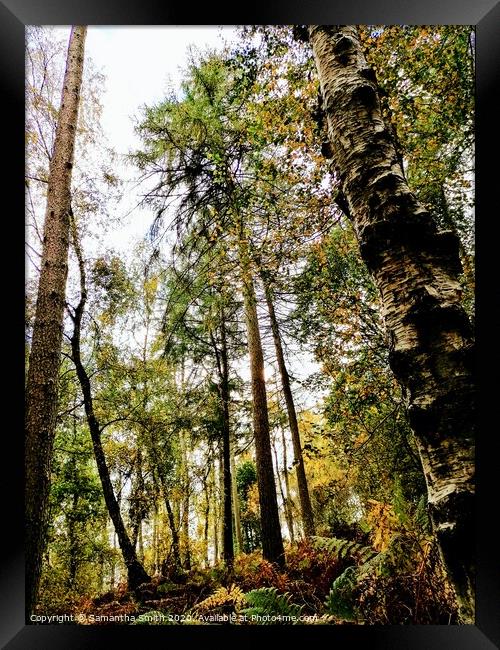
[25,26,87,618]
[70,218,150,593]
[240,248,285,567]
[262,276,316,537]
[309,25,475,621]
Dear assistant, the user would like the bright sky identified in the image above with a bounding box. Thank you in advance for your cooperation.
[85,26,319,398]
[41,26,321,405]
[53,26,237,249]
[86,27,235,154]
[81,27,320,474]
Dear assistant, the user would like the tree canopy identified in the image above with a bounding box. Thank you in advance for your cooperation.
[25,24,474,625]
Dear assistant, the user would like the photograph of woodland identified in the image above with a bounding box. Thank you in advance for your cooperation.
[25,25,475,625]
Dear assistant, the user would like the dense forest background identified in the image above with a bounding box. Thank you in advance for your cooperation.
[25,24,475,625]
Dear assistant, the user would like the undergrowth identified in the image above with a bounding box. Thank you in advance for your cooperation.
[45,494,458,625]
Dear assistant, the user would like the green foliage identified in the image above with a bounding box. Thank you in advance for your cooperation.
[293,226,426,526]
[284,540,346,598]
[240,587,303,623]
[157,581,181,595]
[392,475,431,534]
[317,485,455,623]
[90,255,135,318]
[324,566,358,621]
[359,26,474,250]
[31,26,472,625]
[40,416,110,607]
[307,485,453,623]
[311,536,375,565]
[236,461,261,553]
[236,460,257,500]
[355,538,458,624]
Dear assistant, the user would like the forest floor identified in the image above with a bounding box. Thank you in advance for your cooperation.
[61,537,459,626]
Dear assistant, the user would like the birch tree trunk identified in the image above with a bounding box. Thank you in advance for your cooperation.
[308,24,475,620]
[25,26,87,617]
[272,439,295,543]
[281,426,296,543]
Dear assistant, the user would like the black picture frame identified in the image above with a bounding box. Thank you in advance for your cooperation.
[3,0,499,647]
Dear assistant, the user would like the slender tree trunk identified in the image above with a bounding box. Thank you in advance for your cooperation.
[162,485,182,573]
[218,451,225,562]
[145,426,182,572]
[177,359,188,570]
[230,436,243,554]
[218,318,234,569]
[131,519,140,553]
[180,432,191,570]
[25,26,87,617]
[69,218,149,592]
[116,479,123,582]
[308,25,475,620]
[280,427,296,543]
[213,461,219,562]
[67,421,79,588]
[138,522,144,564]
[111,525,117,591]
[262,277,316,536]
[181,493,191,570]
[272,439,294,543]
[99,534,105,592]
[67,492,79,589]
[239,247,285,567]
[73,343,150,591]
[130,449,145,552]
[203,469,211,567]
[152,508,159,575]
[173,493,181,538]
